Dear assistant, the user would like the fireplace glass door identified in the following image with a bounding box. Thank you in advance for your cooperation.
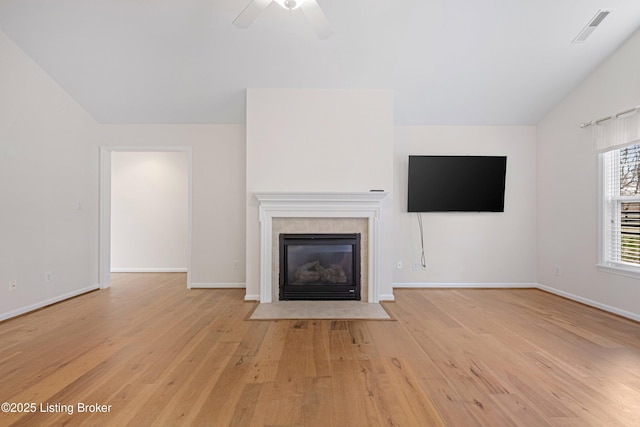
[279,234,361,300]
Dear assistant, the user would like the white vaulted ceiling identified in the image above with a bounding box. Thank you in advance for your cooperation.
[1,0,639,125]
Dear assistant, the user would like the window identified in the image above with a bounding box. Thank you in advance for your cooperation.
[600,143,640,274]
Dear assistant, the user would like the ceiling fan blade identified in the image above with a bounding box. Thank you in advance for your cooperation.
[233,0,272,29]
[300,0,333,39]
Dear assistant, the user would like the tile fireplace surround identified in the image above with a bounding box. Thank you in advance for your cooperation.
[254,192,388,304]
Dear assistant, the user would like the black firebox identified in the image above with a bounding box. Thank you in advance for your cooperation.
[279,233,361,301]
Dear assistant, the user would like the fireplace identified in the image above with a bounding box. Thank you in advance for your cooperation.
[254,192,388,303]
[279,233,361,300]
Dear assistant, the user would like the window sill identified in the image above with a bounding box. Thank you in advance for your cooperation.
[596,263,640,280]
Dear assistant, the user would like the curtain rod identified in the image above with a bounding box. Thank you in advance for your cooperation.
[580,106,640,128]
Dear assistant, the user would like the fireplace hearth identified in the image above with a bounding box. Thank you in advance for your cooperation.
[279,233,361,300]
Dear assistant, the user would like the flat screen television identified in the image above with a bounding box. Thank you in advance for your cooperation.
[408,155,507,212]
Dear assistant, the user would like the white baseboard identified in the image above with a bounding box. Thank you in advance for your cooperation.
[190,282,245,289]
[537,283,640,323]
[111,268,187,273]
[393,282,537,289]
[244,294,260,301]
[378,293,396,302]
[0,284,100,322]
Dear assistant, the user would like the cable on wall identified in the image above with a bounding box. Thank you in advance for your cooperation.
[416,212,426,268]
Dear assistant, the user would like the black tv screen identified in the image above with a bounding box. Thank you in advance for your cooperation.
[408,155,507,212]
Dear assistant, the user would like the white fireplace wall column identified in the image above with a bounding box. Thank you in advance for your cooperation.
[245,89,394,303]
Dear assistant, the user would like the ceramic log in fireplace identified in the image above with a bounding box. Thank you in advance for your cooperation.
[279,233,361,300]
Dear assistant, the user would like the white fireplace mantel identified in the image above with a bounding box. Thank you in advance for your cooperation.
[255,192,388,304]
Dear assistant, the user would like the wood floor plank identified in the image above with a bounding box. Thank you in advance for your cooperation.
[1,275,640,426]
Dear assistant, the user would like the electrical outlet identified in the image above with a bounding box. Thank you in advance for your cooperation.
[233,260,240,271]
[413,261,427,271]
[45,272,53,282]
[9,280,16,291]
[397,261,403,269]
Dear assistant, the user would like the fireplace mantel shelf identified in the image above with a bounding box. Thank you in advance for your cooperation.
[254,191,388,304]
[255,192,388,203]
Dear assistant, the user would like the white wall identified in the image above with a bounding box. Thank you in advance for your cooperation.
[393,126,537,285]
[111,151,188,272]
[245,89,394,300]
[0,30,100,320]
[537,28,640,320]
[246,89,393,193]
[101,125,246,287]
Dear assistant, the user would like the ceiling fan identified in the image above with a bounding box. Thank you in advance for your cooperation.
[233,0,333,39]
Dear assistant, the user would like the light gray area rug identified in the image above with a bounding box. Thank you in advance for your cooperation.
[249,300,392,320]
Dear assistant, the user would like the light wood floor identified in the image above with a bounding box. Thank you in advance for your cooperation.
[1,273,640,426]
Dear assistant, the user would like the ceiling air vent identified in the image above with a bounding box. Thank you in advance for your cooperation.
[573,10,611,43]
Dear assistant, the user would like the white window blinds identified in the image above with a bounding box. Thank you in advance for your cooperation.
[602,145,640,266]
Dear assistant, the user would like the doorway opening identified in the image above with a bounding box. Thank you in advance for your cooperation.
[99,147,192,289]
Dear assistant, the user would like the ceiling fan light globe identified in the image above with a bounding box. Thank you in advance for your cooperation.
[274,0,308,10]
